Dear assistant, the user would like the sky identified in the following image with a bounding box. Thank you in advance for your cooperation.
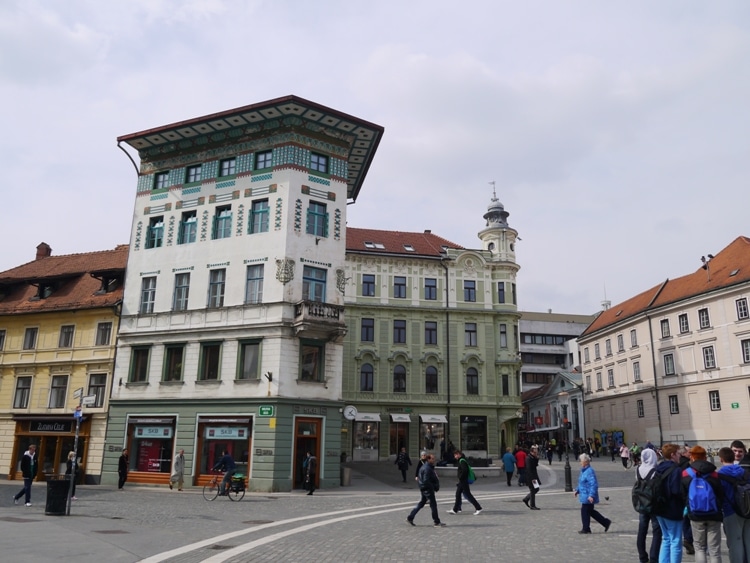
[1,0,748,315]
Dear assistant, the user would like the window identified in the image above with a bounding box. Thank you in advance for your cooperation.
[702,346,716,369]
[464,280,476,302]
[186,164,202,183]
[212,205,232,239]
[58,325,75,348]
[219,157,236,177]
[146,216,164,249]
[512,283,517,305]
[237,341,260,380]
[249,199,269,234]
[0,329,5,350]
[173,273,190,311]
[425,366,438,394]
[393,365,406,392]
[664,353,675,376]
[465,323,477,347]
[393,320,406,344]
[709,390,721,411]
[460,415,487,451]
[584,348,590,363]
[617,334,624,352]
[630,329,638,347]
[306,201,328,237]
[637,399,644,418]
[737,298,749,321]
[633,361,641,382]
[362,274,375,297]
[394,276,406,298]
[585,375,591,393]
[606,368,614,387]
[466,367,479,395]
[660,319,671,338]
[154,171,169,189]
[198,343,221,381]
[95,322,112,346]
[502,373,509,395]
[178,210,197,244]
[140,277,156,314]
[425,321,437,345]
[162,345,184,382]
[596,372,603,390]
[129,347,151,382]
[678,313,690,334]
[310,153,328,173]
[255,150,272,170]
[594,343,600,360]
[87,373,106,408]
[302,266,326,302]
[669,395,679,414]
[698,308,711,329]
[742,339,750,363]
[499,324,507,348]
[245,265,264,304]
[424,278,437,300]
[23,327,38,350]
[498,282,506,303]
[207,269,226,308]
[49,375,68,408]
[360,363,374,392]
[13,376,31,408]
[605,339,612,356]
[361,318,375,342]
[300,342,323,382]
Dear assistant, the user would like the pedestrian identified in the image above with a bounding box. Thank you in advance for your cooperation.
[609,438,616,462]
[304,451,317,495]
[653,443,685,563]
[594,438,601,458]
[681,445,724,563]
[407,453,445,527]
[501,447,516,487]
[170,449,185,491]
[546,444,554,465]
[574,453,611,534]
[447,450,482,515]
[522,445,541,510]
[415,451,428,482]
[730,440,747,465]
[212,449,236,496]
[13,444,38,507]
[515,446,527,487]
[395,447,412,483]
[717,447,750,563]
[118,448,129,490]
[65,451,79,500]
[679,445,696,556]
[620,443,631,470]
[636,448,662,563]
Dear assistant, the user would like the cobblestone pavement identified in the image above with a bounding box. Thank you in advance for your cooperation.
[0,457,732,562]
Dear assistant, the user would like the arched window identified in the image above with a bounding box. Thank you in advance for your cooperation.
[393,365,406,393]
[425,366,438,394]
[360,363,374,392]
[466,367,479,395]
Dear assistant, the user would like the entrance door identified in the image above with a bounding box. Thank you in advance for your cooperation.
[293,418,321,490]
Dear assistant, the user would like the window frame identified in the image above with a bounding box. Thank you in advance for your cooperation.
[178,210,197,245]
[163,344,185,382]
[198,342,222,381]
[660,319,671,338]
[0,329,6,351]
[173,272,190,311]
[362,274,375,297]
[630,329,638,347]
[709,390,721,411]
[249,199,269,234]
[361,318,375,342]
[58,325,75,348]
[244,264,264,305]
[393,276,406,298]
[255,150,273,170]
[140,277,157,314]
[219,157,236,177]
[616,334,624,352]
[87,373,107,408]
[596,371,603,390]
[300,341,324,382]
[594,343,600,360]
[23,327,38,350]
[302,266,326,302]
[129,346,151,383]
[637,399,644,418]
[393,320,407,344]
[48,374,68,408]
[154,171,169,190]
[310,152,328,174]
[306,200,328,237]
[207,269,226,309]
[669,394,679,414]
[95,322,112,346]
[633,361,641,382]
[425,321,438,345]
[360,363,374,392]
[698,308,711,329]
[607,368,615,388]
[742,339,750,364]
[678,313,690,334]
[425,366,438,394]
[463,280,476,302]
[212,205,232,240]
[702,345,716,370]
[186,164,202,184]
[13,376,32,409]
[466,367,479,395]
[584,348,590,363]
[237,340,260,381]
[737,298,749,321]
[424,278,437,300]
[146,216,164,249]
[393,364,407,393]
[464,323,478,347]
[498,282,506,304]
[605,339,612,356]
[664,353,676,376]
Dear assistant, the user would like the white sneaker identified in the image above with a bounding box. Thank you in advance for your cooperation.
[474,509,482,515]
[71,496,78,501]
[25,503,32,507]
[447,509,458,515]
[13,496,18,505]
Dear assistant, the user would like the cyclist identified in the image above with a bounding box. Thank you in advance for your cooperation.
[629,442,641,465]
[212,450,236,496]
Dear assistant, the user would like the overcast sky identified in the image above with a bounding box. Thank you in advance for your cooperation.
[2,1,748,315]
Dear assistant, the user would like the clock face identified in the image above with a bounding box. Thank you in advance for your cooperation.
[343,405,358,420]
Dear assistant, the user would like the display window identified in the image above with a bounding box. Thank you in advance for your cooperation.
[124,417,176,477]
[196,417,252,484]
[352,421,379,461]
[460,415,487,452]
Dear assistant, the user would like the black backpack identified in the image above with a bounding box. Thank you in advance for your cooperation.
[720,467,750,519]
[632,465,677,515]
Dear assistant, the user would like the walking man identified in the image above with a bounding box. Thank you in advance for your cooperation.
[170,449,185,491]
[13,444,38,507]
[395,447,412,483]
[304,451,317,495]
[522,445,542,510]
[407,454,445,527]
[118,448,129,490]
[447,450,482,515]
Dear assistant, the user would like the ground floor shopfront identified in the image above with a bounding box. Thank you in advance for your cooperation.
[102,398,342,492]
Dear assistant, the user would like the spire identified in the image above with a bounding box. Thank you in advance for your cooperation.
[483,181,509,228]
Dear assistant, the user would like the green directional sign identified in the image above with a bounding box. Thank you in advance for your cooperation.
[259,405,275,417]
[731,402,740,409]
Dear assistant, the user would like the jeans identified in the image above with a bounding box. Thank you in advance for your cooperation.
[691,520,722,563]
[637,512,662,562]
[453,481,481,512]
[723,513,750,563]
[580,503,609,532]
[408,488,440,524]
[14,478,33,504]
[657,516,683,563]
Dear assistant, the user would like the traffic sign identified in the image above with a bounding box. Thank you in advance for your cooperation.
[258,405,274,417]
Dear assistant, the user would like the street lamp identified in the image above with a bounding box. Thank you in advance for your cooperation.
[559,391,573,492]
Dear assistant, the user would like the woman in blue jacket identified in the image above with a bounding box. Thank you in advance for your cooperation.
[574,453,612,534]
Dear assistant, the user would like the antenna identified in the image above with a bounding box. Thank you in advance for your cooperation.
[488,180,497,200]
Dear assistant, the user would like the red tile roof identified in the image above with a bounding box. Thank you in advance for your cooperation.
[346,227,463,257]
[582,236,750,336]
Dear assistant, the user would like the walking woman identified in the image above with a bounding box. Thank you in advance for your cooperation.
[574,453,612,533]
[522,445,541,510]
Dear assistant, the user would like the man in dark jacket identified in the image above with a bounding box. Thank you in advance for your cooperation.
[522,445,542,510]
[118,449,129,490]
[407,454,445,527]
[447,450,482,515]
[13,444,38,506]
[395,447,412,483]
[653,444,685,562]
[681,446,724,562]
[303,452,317,495]
[212,450,236,496]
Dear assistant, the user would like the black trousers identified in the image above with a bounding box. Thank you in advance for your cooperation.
[453,481,481,511]
[118,471,127,489]
[523,480,538,507]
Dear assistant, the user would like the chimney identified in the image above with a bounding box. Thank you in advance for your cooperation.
[424,229,431,234]
[36,242,52,260]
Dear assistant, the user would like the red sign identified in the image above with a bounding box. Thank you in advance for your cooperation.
[534,416,544,425]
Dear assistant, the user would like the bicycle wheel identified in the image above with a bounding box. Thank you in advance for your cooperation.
[227,486,245,501]
[203,481,220,501]
[626,458,634,469]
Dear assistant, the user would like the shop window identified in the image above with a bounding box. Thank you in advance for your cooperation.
[421,422,444,452]
[353,421,379,459]
[460,415,487,451]
[131,422,175,473]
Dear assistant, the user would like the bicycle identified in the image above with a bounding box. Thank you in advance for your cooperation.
[203,470,246,501]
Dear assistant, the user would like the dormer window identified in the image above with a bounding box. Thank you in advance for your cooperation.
[364,242,375,249]
[34,283,54,300]
[403,245,415,252]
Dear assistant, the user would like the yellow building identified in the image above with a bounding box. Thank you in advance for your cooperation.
[0,242,127,483]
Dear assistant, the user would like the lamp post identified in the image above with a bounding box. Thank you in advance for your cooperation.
[559,391,573,492]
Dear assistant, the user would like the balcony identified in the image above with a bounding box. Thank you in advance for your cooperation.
[293,301,346,341]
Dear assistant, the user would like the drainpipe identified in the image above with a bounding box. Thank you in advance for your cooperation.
[646,314,664,445]
[440,258,451,439]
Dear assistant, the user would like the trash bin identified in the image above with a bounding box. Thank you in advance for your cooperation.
[340,466,352,487]
[45,474,69,516]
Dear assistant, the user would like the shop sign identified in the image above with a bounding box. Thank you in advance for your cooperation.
[205,426,247,439]
[293,405,327,415]
[31,420,73,433]
[135,426,173,438]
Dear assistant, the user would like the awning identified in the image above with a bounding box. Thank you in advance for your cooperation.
[419,414,448,423]
[390,414,411,422]
[354,412,381,422]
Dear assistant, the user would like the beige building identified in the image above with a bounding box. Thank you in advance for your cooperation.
[578,236,750,449]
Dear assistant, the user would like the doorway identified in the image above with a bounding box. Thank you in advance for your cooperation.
[293,417,321,489]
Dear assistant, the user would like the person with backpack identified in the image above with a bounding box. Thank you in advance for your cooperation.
[635,448,662,563]
[654,443,686,563]
[681,445,724,563]
[717,447,750,562]
[447,450,482,515]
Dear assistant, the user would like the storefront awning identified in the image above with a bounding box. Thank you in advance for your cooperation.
[419,414,448,423]
[354,412,381,422]
[390,414,411,422]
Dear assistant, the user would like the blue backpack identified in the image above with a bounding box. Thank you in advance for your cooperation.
[686,468,720,518]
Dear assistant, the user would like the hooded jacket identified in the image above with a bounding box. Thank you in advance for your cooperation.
[681,459,724,522]
[717,463,746,517]
[654,460,684,520]
[637,448,658,480]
